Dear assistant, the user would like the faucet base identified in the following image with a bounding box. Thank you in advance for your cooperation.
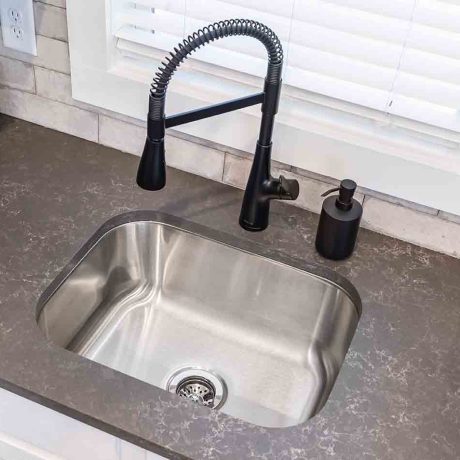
[239,143,299,232]
[239,216,269,232]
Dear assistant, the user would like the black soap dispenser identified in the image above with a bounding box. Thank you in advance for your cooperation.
[315,179,362,260]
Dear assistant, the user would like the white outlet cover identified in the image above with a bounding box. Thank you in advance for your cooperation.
[0,0,37,55]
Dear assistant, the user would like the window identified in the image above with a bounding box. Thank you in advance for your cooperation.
[113,0,460,133]
[68,0,460,214]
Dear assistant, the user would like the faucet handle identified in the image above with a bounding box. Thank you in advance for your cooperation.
[278,175,300,200]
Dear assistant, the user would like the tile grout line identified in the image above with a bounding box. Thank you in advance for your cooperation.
[32,65,37,95]
[97,113,100,144]
[221,152,228,183]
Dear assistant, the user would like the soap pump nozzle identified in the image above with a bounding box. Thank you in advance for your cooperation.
[321,179,357,211]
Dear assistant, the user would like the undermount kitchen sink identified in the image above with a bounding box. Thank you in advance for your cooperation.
[37,211,361,428]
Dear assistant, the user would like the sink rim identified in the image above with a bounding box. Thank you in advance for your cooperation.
[35,210,362,322]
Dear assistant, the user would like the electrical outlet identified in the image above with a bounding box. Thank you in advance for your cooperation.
[9,8,23,24]
[0,0,37,55]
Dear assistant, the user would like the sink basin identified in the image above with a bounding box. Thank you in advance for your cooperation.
[37,211,361,428]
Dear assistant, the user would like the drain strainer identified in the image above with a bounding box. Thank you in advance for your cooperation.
[166,367,227,409]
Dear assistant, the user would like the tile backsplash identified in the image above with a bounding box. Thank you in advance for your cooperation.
[0,0,459,258]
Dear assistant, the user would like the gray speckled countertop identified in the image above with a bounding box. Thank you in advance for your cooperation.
[0,115,459,459]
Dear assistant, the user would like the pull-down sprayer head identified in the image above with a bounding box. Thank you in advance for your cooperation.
[137,138,165,191]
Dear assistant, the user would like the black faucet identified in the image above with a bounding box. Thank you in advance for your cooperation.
[136,19,299,231]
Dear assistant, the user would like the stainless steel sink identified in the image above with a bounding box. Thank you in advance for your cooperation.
[37,211,361,428]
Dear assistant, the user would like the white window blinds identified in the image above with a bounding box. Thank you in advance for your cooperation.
[112,0,460,133]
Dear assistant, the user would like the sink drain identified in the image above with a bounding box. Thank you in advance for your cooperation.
[176,376,215,407]
[166,367,227,409]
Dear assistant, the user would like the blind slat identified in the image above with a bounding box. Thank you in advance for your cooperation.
[399,49,460,87]
[287,44,397,90]
[121,9,183,36]
[194,0,294,19]
[285,66,391,111]
[388,95,460,132]
[184,0,292,40]
[131,0,185,15]
[289,21,404,69]
[407,24,460,61]
[292,1,413,43]
[321,0,415,20]
[391,72,460,109]
[115,26,182,53]
[413,0,460,34]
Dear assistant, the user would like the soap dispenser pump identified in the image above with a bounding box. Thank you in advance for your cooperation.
[315,179,362,260]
